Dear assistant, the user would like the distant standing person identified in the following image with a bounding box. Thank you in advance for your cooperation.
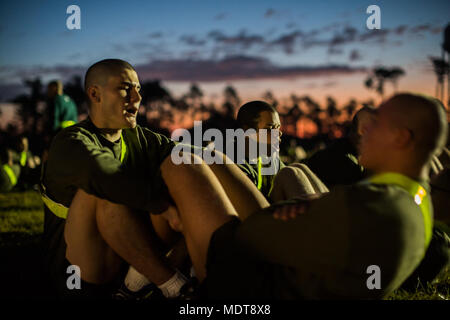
[46,80,78,135]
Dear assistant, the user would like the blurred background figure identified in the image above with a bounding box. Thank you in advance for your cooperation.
[0,135,41,192]
[45,80,78,136]
[301,106,377,188]
[11,135,41,190]
[42,80,78,162]
[0,147,20,193]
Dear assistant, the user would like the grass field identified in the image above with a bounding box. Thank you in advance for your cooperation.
[0,190,448,300]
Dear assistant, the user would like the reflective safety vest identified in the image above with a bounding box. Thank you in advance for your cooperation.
[60,120,76,129]
[366,172,433,249]
[256,156,281,195]
[40,133,127,219]
[2,164,18,187]
[20,151,27,167]
[256,156,262,190]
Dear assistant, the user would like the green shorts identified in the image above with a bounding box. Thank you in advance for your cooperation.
[203,217,300,300]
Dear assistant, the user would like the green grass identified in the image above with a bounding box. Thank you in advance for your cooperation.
[0,190,448,300]
[0,191,44,248]
[386,271,450,300]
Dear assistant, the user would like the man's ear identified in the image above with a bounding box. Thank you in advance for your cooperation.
[86,85,101,104]
[394,127,413,148]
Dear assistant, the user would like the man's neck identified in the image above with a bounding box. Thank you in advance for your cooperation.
[374,162,429,182]
[100,128,122,142]
[90,116,122,142]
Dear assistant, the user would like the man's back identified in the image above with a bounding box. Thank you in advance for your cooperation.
[233,178,428,299]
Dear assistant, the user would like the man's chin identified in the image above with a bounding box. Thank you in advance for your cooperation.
[123,117,137,128]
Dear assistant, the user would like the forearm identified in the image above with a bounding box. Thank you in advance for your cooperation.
[236,189,349,267]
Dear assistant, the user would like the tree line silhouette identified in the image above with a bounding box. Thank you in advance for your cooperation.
[0,66,408,161]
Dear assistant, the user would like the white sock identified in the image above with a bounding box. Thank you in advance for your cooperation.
[190,266,196,278]
[124,266,151,292]
[157,270,187,298]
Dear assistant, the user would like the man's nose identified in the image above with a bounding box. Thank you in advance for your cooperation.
[130,87,142,103]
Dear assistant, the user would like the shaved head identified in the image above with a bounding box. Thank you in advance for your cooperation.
[360,92,448,175]
[237,100,277,129]
[47,79,63,98]
[48,80,63,90]
[382,93,448,161]
[84,59,136,92]
[84,59,142,130]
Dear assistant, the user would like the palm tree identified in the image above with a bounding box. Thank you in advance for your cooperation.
[223,85,240,118]
[64,76,85,111]
[326,96,339,119]
[186,83,203,106]
[262,90,278,108]
[430,57,449,102]
[441,23,450,108]
[139,80,173,129]
[284,94,303,136]
[140,80,172,106]
[364,66,405,101]
[387,67,405,92]
[343,99,357,119]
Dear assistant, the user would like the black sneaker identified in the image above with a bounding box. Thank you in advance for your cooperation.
[178,277,200,300]
[112,283,165,301]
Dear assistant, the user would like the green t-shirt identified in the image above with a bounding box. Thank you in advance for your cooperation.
[237,158,285,201]
[235,178,430,299]
[43,118,175,212]
[42,118,176,275]
[51,94,78,132]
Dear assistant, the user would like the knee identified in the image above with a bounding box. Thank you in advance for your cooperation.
[294,163,311,172]
[69,189,100,214]
[162,152,208,180]
[277,166,304,180]
[162,152,204,169]
[97,198,126,215]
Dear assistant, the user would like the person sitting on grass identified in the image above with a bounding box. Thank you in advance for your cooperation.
[229,100,284,201]
[42,59,191,300]
[301,105,376,188]
[0,148,21,193]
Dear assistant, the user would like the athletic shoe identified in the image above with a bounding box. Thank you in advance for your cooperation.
[178,277,200,300]
[112,283,165,301]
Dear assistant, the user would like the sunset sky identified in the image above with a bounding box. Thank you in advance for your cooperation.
[0,0,449,114]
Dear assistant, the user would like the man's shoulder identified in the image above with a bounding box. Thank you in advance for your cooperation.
[51,119,97,146]
[55,94,74,105]
[134,125,170,137]
[127,125,174,146]
[346,181,422,224]
[348,181,411,204]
